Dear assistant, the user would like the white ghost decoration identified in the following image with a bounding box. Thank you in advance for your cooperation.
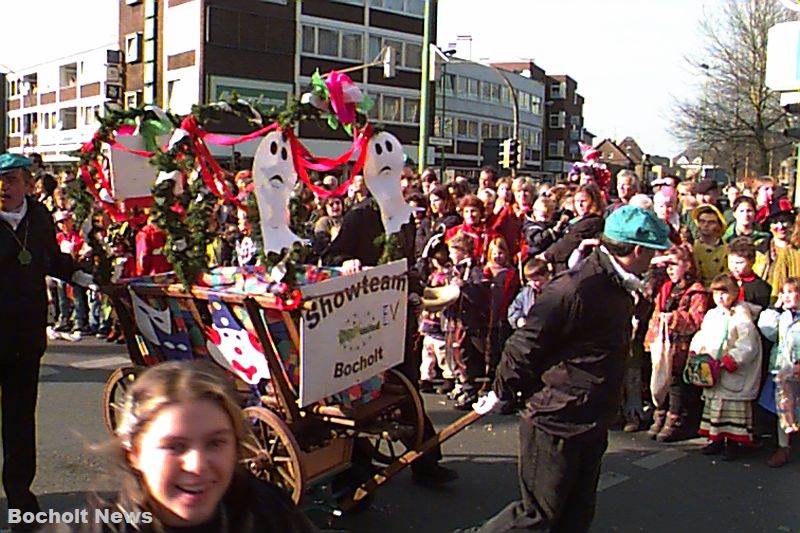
[363,132,415,234]
[129,289,172,345]
[252,130,303,254]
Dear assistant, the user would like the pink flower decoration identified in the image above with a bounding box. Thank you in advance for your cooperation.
[325,71,363,126]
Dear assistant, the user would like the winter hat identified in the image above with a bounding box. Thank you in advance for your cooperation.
[0,153,32,174]
[604,205,670,250]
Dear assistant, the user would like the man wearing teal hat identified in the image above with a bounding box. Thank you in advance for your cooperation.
[0,153,95,526]
[457,205,670,533]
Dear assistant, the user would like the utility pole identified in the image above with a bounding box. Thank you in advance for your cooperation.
[417,0,435,174]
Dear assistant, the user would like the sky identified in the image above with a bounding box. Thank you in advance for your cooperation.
[0,0,724,158]
[437,0,725,157]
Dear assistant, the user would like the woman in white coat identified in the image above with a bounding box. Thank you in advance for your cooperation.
[689,274,762,460]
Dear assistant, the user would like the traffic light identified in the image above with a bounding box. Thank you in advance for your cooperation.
[501,138,521,170]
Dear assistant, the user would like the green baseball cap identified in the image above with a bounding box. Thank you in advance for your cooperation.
[0,153,33,174]
[604,205,671,250]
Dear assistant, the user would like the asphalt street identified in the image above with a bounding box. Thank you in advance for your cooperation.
[6,338,799,532]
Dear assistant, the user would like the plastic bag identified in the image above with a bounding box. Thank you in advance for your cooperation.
[650,314,672,408]
[775,367,800,434]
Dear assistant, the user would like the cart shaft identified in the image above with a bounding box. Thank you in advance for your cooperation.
[338,410,482,511]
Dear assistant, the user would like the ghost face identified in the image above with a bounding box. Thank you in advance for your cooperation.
[252,131,297,225]
[363,132,405,203]
[206,325,270,385]
[130,290,172,345]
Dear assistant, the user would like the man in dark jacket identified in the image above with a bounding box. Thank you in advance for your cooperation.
[460,205,670,533]
[322,195,458,486]
[0,153,94,526]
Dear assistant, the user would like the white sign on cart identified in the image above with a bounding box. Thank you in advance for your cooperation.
[298,260,408,407]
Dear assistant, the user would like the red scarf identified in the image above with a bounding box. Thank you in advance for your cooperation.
[736,273,757,302]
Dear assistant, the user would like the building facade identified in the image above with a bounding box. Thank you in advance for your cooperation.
[491,62,587,180]
[119,0,429,162]
[4,46,121,164]
[431,59,545,177]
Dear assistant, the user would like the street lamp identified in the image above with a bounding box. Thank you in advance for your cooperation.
[435,47,456,177]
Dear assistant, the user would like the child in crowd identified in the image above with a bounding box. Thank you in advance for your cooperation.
[444,234,489,410]
[419,245,457,394]
[757,277,800,467]
[690,274,762,460]
[507,257,552,329]
[727,237,771,311]
[444,195,496,263]
[483,236,518,380]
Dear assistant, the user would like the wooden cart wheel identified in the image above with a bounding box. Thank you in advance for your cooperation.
[364,368,425,465]
[243,406,305,504]
[102,366,139,434]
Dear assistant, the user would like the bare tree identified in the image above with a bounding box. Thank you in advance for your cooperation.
[672,0,797,178]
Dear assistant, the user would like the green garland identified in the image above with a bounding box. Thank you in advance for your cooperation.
[77,76,376,289]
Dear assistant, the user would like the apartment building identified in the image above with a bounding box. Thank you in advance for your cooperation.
[5,46,122,163]
[119,0,429,161]
[492,62,587,180]
[432,60,545,176]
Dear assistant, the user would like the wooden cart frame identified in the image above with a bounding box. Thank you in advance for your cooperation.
[101,280,461,512]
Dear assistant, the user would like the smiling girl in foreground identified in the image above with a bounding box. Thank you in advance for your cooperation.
[46,360,317,532]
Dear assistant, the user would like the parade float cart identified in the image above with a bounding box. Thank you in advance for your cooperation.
[102,259,479,512]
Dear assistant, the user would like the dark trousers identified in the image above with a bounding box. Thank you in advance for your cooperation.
[466,421,607,533]
[666,348,701,428]
[459,329,488,392]
[0,351,42,513]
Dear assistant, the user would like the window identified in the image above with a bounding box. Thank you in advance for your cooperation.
[318,28,339,56]
[481,123,491,139]
[468,120,478,139]
[531,95,542,115]
[457,118,468,138]
[302,26,315,53]
[443,73,455,96]
[367,93,380,121]
[405,42,422,69]
[384,38,403,66]
[549,112,565,128]
[125,33,142,63]
[341,32,363,60]
[519,92,530,110]
[548,141,564,157]
[368,35,420,69]
[304,26,364,62]
[82,106,97,126]
[550,81,564,99]
[480,81,491,101]
[467,78,478,99]
[403,98,420,124]
[59,63,77,88]
[500,86,509,104]
[372,0,423,16]
[456,76,467,96]
[125,91,141,109]
[381,95,401,122]
[490,83,500,102]
[60,108,77,130]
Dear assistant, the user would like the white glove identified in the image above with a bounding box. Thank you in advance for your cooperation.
[341,259,362,275]
[71,270,99,292]
[472,391,505,415]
